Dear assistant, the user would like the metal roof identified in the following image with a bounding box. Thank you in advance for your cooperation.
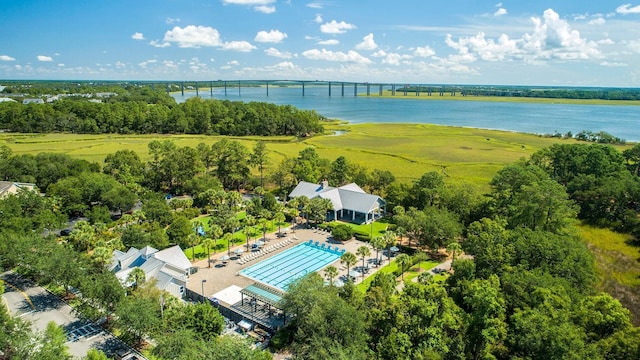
[240,283,285,308]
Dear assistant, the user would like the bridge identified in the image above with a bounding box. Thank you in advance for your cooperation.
[153,80,496,98]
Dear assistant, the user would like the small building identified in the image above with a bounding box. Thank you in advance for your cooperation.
[110,245,192,299]
[0,97,17,103]
[22,98,45,104]
[0,181,37,199]
[289,180,386,224]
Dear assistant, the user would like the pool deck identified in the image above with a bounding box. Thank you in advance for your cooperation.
[187,225,387,303]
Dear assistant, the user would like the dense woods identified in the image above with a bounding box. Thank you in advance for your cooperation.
[2,93,640,358]
[0,86,325,136]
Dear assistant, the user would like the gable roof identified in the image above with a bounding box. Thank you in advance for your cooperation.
[110,245,191,291]
[289,181,384,214]
[0,181,37,198]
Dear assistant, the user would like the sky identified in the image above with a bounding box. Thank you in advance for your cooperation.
[1,1,640,86]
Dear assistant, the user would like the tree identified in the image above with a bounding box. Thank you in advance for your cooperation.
[186,233,201,261]
[166,215,192,248]
[370,235,386,266]
[447,242,463,270]
[340,252,357,279]
[202,237,214,268]
[116,292,161,346]
[356,246,371,280]
[39,321,72,360]
[396,253,412,282]
[306,196,333,225]
[207,223,223,255]
[249,141,270,188]
[324,265,338,285]
[223,232,234,256]
[463,275,507,360]
[273,211,286,235]
[127,268,146,290]
[328,155,351,186]
[382,230,397,264]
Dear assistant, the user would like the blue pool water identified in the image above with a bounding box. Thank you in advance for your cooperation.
[239,241,344,291]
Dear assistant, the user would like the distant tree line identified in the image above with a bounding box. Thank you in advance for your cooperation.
[403,85,640,100]
[0,95,325,136]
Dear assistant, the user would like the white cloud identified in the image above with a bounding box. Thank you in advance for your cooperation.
[414,46,436,57]
[598,38,615,45]
[138,59,158,68]
[227,60,240,65]
[314,15,323,23]
[302,48,371,63]
[222,0,276,13]
[616,4,640,14]
[14,65,22,70]
[381,52,412,66]
[131,32,145,40]
[318,39,339,45]
[273,61,296,70]
[256,5,275,13]
[307,2,324,9]
[150,40,171,48]
[0,55,15,61]
[163,60,178,68]
[58,63,64,67]
[588,17,606,25]
[371,50,387,57]
[600,61,627,67]
[115,61,126,68]
[265,47,293,58]
[37,55,53,62]
[355,33,378,50]
[166,17,180,24]
[445,9,600,63]
[254,29,288,43]
[221,41,256,52]
[163,25,222,48]
[494,8,507,16]
[628,40,640,52]
[320,20,356,34]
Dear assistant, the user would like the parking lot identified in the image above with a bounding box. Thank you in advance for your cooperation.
[1,271,143,359]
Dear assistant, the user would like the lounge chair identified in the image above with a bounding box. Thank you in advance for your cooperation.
[307,239,313,244]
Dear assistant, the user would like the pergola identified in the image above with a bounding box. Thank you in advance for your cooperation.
[240,283,287,325]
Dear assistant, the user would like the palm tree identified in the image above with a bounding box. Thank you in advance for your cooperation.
[371,236,386,267]
[126,267,146,290]
[187,233,201,261]
[92,246,112,269]
[340,252,357,280]
[273,211,286,235]
[202,237,214,268]
[356,246,371,279]
[223,232,234,256]
[413,252,428,272]
[324,265,338,286]
[297,196,311,227]
[207,223,223,254]
[447,241,463,270]
[382,231,397,264]
[396,253,411,282]
[244,215,256,251]
[287,197,301,230]
[418,272,433,284]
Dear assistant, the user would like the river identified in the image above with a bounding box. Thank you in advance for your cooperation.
[172,86,640,142]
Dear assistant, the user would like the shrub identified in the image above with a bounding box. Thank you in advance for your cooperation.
[332,224,354,241]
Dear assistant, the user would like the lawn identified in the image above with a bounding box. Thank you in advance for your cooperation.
[323,219,390,240]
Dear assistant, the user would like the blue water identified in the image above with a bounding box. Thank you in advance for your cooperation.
[173,86,640,141]
[240,241,342,291]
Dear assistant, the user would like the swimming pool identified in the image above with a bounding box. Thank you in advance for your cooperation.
[239,240,345,291]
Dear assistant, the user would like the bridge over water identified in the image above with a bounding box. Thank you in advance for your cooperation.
[158,80,501,98]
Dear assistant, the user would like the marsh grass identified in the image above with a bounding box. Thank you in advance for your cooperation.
[577,224,640,324]
[1,125,630,190]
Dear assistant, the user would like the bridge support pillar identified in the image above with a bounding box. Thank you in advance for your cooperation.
[404,85,407,96]
[341,83,344,96]
[238,80,241,96]
[302,82,305,96]
[210,81,213,97]
[224,81,227,96]
[181,82,184,96]
[392,84,395,96]
[266,81,269,96]
[366,83,370,96]
[379,84,383,96]
[354,83,358,96]
[328,82,331,97]
[195,81,199,97]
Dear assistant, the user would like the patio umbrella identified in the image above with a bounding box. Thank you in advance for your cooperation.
[333,279,345,287]
[348,270,361,278]
[255,240,265,247]
[220,255,231,261]
[390,246,400,252]
[234,248,245,255]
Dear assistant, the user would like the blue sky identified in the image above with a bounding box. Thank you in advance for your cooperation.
[1,1,640,86]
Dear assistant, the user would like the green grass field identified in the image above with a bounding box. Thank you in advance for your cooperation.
[371,90,640,106]
[2,123,625,190]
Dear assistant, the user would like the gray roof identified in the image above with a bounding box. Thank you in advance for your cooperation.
[289,181,384,214]
[111,245,191,292]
